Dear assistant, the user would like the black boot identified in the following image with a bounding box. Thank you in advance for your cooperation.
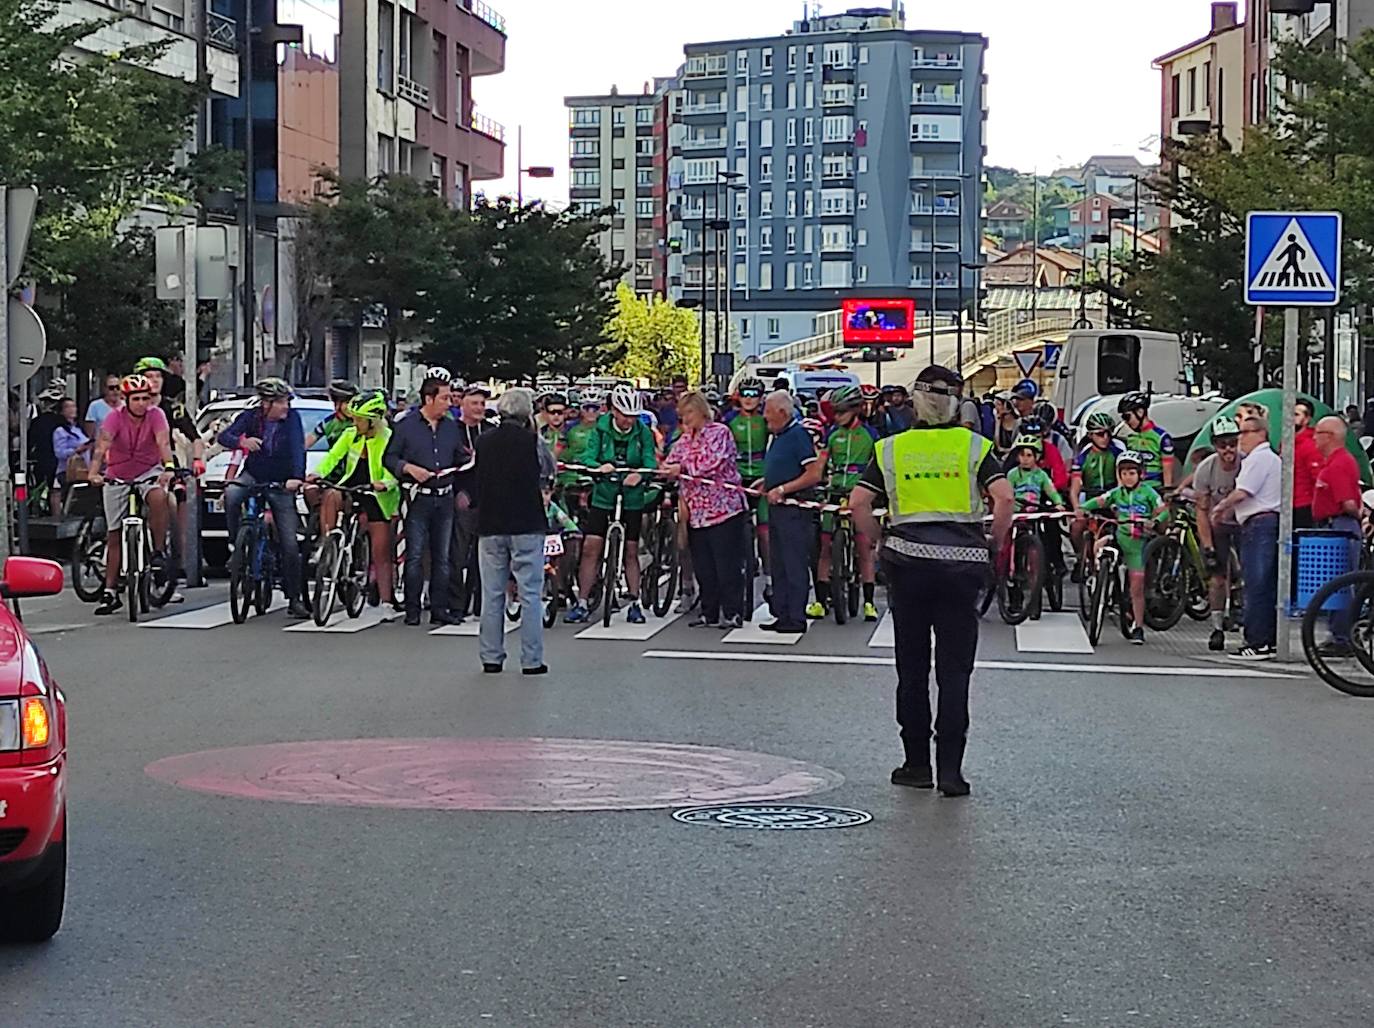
[891,763,934,789]
[935,737,970,798]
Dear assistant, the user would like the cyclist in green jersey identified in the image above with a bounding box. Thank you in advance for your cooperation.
[1118,392,1176,488]
[303,380,358,518]
[538,392,578,489]
[725,376,771,578]
[1079,450,1169,645]
[1069,410,1125,578]
[809,385,881,621]
[1006,436,1064,511]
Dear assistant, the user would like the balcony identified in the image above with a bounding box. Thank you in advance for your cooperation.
[457,0,507,76]
[820,239,854,254]
[910,275,959,289]
[684,55,729,79]
[682,133,727,150]
[465,110,506,181]
[397,75,430,108]
[912,89,962,106]
[910,200,961,216]
[470,110,505,142]
[207,11,237,51]
[913,53,963,69]
[682,101,725,116]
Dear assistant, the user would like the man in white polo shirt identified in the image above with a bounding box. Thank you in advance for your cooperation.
[1210,415,1282,659]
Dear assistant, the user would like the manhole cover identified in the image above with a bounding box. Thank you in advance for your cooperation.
[672,803,872,830]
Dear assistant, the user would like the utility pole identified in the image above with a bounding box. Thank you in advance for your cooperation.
[240,0,256,387]
[0,190,10,562]
[1276,307,1298,663]
[1030,172,1039,326]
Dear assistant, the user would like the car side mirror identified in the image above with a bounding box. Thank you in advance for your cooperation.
[1,557,64,599]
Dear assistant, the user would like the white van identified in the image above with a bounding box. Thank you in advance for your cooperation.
[730,364,860,399]
[1053,329,1187,419]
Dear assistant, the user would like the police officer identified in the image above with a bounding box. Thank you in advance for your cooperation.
[848,366,1014,797]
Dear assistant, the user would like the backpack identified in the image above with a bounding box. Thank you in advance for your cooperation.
[978,400,996,439]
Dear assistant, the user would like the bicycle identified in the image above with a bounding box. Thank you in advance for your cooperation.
[827,501,861,625]
[228,482,294,624]
[311,482,382,627]
[641,483,680,619]
[992,509,1053,626]
[69,484,107,603]
[107,470,189,623]
[1302,568,1374,696]
[1142,499,1220,631]
[1080,518,1143,646]
[542,533,567,628]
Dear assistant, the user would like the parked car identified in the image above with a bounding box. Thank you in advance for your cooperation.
[197,393,335,568]
[0,556,69,943]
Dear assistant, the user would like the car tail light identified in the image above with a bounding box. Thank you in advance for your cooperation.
[21,698,49,749]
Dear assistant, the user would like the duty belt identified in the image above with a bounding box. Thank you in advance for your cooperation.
[411,484,453,497]
[883,536,988,564]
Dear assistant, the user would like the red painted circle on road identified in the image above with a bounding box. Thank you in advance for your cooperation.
[145,738,844,812]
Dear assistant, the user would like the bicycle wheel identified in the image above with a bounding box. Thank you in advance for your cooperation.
[1086,550,1115,646]
[311,535,339,626]
[542,568,559,629]
[1118,566,1135,639]
[1302,570,1374,696]
[1142,535,1187,631]
[602,525,623,629]
[253,540,273,616]
[831,525,852,625]
[998,532,1044,627]
[344,529,370,618]
[229,526,256,624]
[651,515,679,619]
[1184,559,1212,621]
[70,513,107,603]
[124,524,141,624]
[391,518,406,611]
[1076,534,1096,613]
[742,517,757,620]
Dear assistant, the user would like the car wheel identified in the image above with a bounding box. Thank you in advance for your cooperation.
[0,833,66,943]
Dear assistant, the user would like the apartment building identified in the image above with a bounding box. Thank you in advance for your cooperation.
[340,0,507,206]
[669,4,987,353]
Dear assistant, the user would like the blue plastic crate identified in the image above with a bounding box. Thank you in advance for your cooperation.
[1295,529,1355,612]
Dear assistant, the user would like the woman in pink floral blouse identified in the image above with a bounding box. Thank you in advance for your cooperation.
[661,390,748,628]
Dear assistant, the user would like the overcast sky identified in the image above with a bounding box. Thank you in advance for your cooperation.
[471,0,1239,203]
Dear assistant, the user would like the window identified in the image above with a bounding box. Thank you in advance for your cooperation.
[803,118,815,145]
[377,1,393,90]
[761,191,773,216]
[613,107,626,125]
[806,46,815,69]
[787,155,796,181]
[823,43,852,67]
[377,133,393,174]
[1204,60,1213,106]
[760,120,773,148]
[786,263,797,289]
[910,115,961,141]
[761,84,773,111]
[1091,209,1102,222]
[821,189,854,215]
[857,83,868,100]
[734,84,747,111]
[857,228,867,246]
[767,317,781,339]
[571,139,600,157]
[1070,209,1080,223]
[804,81,814,108]
[613,198,625,215]
[857,192,867,209]
[1170,74,1181,119]
[788,46,796,70]
[735,227,747,251]
[737,50,748,73]
[823,115,853,142]
[433,34,448,117]
[820,262,850,288]
[859,46,870,64]
[760,226,773,252]
[804,191,814,217]
[760,155,773,181]
[762,47,773,70]
[786,226,797,251]
[571,107,600,126]
[684,157,724,183]
[636,199,655,216]
[857,155,868,173]
[856,264,868,283]
[803,264,813,287]
[637,137,655,156]
[786,118,797,146]
[1187,67,1197,113]
[787,82,796,109]
[636,107,653,124]
[804,225,813,252]
[759,263,774,290]
[741,317,751,338]
[786,190,797,217]
[636,168,653,186]
[822,154,851,178]
[635,259,653,279]
[804,154,814,179]
[571,169,601,187]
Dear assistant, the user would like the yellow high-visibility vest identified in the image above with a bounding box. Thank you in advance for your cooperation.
[876,427,991,525]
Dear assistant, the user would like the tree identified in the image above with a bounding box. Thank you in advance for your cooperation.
[283,214,340,380]
[303,172,457,391]
[606,285,700,384]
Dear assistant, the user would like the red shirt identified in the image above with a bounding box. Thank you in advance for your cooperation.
[1312,446,1361,522]
[1040,440,1069,493]
[1293,426,1322,509]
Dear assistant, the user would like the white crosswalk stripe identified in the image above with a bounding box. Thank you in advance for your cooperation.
[867,612,894,648]
[1013,612,1093,654]
[723,605,806,646]
[141,598,284,629]
[285,608,399,633]
[576,611,683,641]
[431,617,519,637]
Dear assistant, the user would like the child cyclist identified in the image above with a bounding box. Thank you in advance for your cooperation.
[1006,435,1064,512]
[1078,450,1169,645]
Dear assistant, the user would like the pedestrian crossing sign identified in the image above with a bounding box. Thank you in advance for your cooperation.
[1245,211,1342,306]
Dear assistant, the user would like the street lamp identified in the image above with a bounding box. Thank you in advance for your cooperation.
[958,260,988,376]
[1104,208,1131,327]
[516,126,554,207]
[914,174,971,364]
[711,170,744,384]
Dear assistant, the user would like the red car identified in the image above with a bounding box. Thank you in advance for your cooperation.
[0,557,68,943]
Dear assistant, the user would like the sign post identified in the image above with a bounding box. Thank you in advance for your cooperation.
[1245,211,1343,663]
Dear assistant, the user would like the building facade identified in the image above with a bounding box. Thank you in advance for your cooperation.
[668,5,987,354]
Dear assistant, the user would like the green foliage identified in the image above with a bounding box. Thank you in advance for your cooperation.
[606,285,700,384]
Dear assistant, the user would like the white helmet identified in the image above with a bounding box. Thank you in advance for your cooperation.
[423,365,452,383]
[610,383,643,416]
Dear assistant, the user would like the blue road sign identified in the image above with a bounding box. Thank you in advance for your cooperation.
[1014,378,1038,399]
[1043,343,1062,371]
[1245,211,1342,306]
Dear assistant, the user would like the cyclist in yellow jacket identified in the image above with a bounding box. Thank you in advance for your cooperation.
[309,390,401,608]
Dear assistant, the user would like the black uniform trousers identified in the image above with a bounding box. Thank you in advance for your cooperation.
[768,504,815,627]
[884,553,982,776]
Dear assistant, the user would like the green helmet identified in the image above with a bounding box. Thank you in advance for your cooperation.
[1013,434,1042,454]
[1211,415,1241,438]
[133,356,168,373]
[1086,411,1116,433]
[346,390,389,420]
[829,384,864,412]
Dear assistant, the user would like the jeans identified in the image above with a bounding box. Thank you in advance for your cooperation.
[1326,515,1363,644]
[478,533,545,669]
[1240,513,1279,649]
[405,492,454,618]
[688,513,746,621]
[451,503,480,613]
[225,471,302,601]
[885,555,982,777]
[768,505,815,627]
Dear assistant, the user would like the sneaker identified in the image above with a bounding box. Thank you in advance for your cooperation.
[286,600,311,620]
[863,601,879,622]
[674,591,699,614]
[626,602,646,625]
[563,603,589,624]
[1129,626,1145,646]
[506,600,521,622]
[688,615,720,628]
[1208,629,1226,652]
[1229,644,1275,661]
[890,763,934,789]
[805,601,826,619]
[1317,640,1356,659]
[937,777,972,798]
[94,589,123,616]
[718,614,744,630]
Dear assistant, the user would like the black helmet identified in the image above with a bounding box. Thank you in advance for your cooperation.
[328,379,358,403]
[1019,417,1043,436]
[543,392,568,410]
[1118,391,1150,415]
[912,364,962,397]
[1034,401,1057,426]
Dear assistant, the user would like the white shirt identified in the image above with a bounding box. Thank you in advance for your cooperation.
[1233,441,1282,524]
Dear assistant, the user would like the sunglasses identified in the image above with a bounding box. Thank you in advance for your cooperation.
[1089,430,1109,438]
[581,403,600,410]
[105,383,121,391]
[1214,437,1239,448]
[739,389,761,399]
[545,408,567,417]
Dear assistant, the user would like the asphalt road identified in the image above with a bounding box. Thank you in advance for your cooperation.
[3,585,1374,1027]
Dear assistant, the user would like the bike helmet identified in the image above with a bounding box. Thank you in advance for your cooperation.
[1118,391,1150,415]
[1117,450,1146,468]
[543,392,568,410]
[1085,411,1116,433]
[120,373,153,396]
[829,384,864,413]
[1034,401,1058,426]
[705,387,722,405]
[609,383,643,415]
[327,379,359,403]
[255,377,293,401]
[37,382,66,404]
[1013,434,1043,454]
[736,376,766,397]
[801,417,826,444]
[581,388,605,408]
[133,356,168,373]
[346,390,389,420]
[1211,415,1241,438]
[860,384,880,400]
[1019,417,1043,436]
[422,365,452,383]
